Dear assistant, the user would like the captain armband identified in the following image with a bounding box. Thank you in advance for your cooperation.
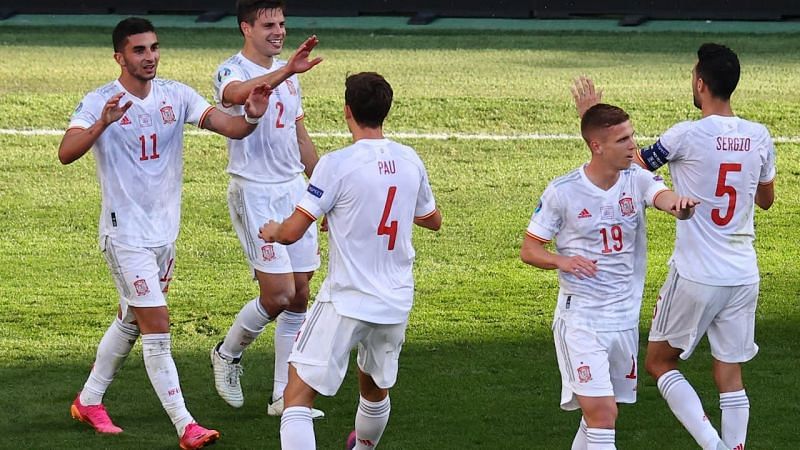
[639,139,670,170]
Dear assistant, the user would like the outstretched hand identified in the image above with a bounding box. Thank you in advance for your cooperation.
[101,92,133,126]
[671,196,700,219]
[287,35,323,75]
[244,83,272,120]
[571,76,602,119]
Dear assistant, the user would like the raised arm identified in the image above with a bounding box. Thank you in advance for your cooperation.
[222,36,322,106]
[520,235,597,279]
[203,83,271,139]
[571,76,603,119]
[652,190,700,220]
[58,93,132,164]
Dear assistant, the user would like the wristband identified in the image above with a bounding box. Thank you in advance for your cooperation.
[244,113,261,125]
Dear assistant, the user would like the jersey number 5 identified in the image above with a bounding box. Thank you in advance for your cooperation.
[378,186,398,251]
[712,163,742,226]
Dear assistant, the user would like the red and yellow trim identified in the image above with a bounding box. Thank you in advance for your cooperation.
[296,205,317,221]
[198,106,215,129]
[525,230,551,244]
[758,178,775,186]
[295,113,305,122]
[651,188,670,205]
[634,150,648,168]
[65,126,87,132]
[414,209,438,220]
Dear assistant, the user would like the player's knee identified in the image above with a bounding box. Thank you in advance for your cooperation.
[584,403,617,428]
[259,285,295,313]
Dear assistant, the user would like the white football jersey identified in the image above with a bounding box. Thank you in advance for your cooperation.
[69,79,213,247]
[640,116,776,286]
[527,165,668,331]
[213,53,305,183]
[297,138,437,324]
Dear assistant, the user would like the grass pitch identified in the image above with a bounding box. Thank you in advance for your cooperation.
[0,25,799,449]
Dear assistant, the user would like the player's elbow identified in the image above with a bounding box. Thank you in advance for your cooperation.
[414,210,442,231]
[756,196,774,210]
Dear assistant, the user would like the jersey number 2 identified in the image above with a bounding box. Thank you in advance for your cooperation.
[275,102,285,129]
[378,186,398,251]
[712,163,742,226]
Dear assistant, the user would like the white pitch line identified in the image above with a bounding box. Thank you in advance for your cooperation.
[2,128,800,143]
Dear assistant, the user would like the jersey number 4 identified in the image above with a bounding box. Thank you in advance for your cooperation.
[712,163,742,226]
[378,186,398,251]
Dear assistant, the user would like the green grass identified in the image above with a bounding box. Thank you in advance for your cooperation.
[1,26,799,449]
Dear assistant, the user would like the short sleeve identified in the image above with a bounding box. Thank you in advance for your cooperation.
[639,121,691,170]
[526,184,563,243]
[759,133,777,184]
[179,83,213,127]
[212,63,247,106]
[68,92,105,129]
[297,155,338,220]
[294,77,305,121]
[414,164,437,219]
[634,167,670,207]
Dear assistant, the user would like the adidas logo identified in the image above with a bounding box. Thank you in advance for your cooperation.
[578,208,592,219]
[120,115,132,125]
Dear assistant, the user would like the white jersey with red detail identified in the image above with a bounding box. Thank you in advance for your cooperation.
[527,165,668,331]
[639,115,776,286]
[213,53,305,183]
[297,138,437,324]
[69,79,213,247]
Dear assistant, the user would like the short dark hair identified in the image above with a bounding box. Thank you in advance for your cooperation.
[696,43,740,100]
[345,72,393,129]
[237,0,286,34]
[112,17,155,52]
[580,103,630,143]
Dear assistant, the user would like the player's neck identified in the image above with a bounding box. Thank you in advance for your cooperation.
[700,98,734,118]
[117,73,152,100]
[351,126,384,142]
[242,46,274,69]
[584,161,620,191]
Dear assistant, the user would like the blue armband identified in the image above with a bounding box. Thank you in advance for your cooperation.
[639,139,670,170]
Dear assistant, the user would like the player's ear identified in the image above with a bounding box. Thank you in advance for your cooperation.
[113,51,125,68]
[344,104,353,120]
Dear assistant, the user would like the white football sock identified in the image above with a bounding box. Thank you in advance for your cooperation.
[280,406,315,450]
[720,389,749,449]
[80,318,140,405]
[585,428,615,449]
[141,333,193,436]
[273,310,305,401]
[571,416,588,450]
[219,297,272,360]
[354,395,391,449]
[657,370,723,450]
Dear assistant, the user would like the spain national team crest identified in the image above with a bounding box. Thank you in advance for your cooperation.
[286,79,297,96]
[134,279,150,297]
[619,197,636,216]
[262,244,276,262]
[160,105,176,124]
[577,365,593,383]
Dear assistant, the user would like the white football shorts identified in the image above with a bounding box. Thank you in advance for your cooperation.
[228,174,320,274]
[100,235,175,324]
[289,301,407,396]
[553,316,639,411]
[649,264,759,363]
